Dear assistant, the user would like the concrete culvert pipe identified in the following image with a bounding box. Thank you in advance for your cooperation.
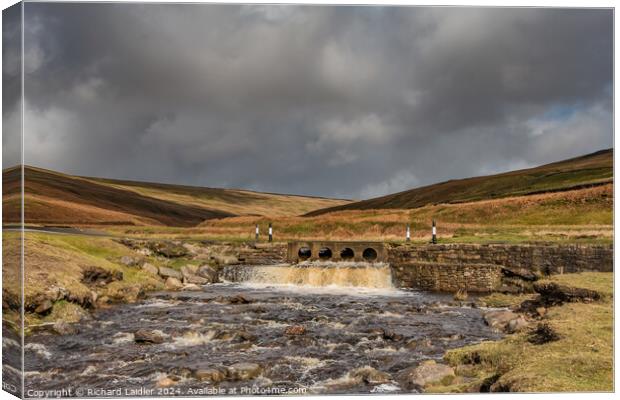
[298,247,311,260]
[362,248,378,261]
[319,247,333,260]
[340,247,354,260]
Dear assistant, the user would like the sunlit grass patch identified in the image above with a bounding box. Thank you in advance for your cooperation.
[437,272,613,393]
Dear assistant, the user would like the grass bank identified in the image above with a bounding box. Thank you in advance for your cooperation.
[429,272,613,392]
[2,231,172,330]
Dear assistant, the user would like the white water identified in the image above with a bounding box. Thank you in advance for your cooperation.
[223,262,400,296]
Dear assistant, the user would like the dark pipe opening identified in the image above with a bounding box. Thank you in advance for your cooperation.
[319,247,333,260]
[340,247,354,260]
[362,248,378,261]
[298,247,311,260]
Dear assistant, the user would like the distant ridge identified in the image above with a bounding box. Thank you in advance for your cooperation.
[306,149,613,216]
[2,166,351,226]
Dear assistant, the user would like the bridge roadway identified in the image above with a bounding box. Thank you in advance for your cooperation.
[287,241,388,263]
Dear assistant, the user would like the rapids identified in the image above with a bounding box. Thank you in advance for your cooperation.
[23,263,501,395]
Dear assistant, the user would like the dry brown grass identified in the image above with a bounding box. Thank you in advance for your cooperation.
[174,184,611,243]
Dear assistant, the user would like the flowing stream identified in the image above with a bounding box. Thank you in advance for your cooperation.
[23,262,500,396]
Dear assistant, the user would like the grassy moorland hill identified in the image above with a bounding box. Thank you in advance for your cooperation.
[190,183,611,243]
[2,166,351,227]
[307,149,613,216]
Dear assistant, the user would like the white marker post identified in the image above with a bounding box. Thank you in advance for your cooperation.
[255,224,259,241]
[432,219,437,244]
[268,223,273,242]
[406,224,411,242]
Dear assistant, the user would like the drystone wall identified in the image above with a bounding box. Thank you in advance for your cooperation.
[388,243,613,293]
[237,243,287,265]
[390,261,502,292]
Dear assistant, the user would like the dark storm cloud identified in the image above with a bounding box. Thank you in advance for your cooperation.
[15,4,613,199]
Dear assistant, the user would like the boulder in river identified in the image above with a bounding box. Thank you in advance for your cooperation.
[350,367,391,385]
[134,329,165,344]
[181,283,202,291]
[52,321,78,335]
[234,330,257,342]
[226,362,262,381]
[405,338,433,350]
[159,267,183,280]
[197,265,219,283]
[194,368,227,383]
[382,328,403,341]
[183,274,209,285]
[165,277,184,290]
[228,294,251,304]
[400,360,455,390]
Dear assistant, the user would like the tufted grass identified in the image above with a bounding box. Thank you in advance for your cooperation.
[432,272,613,393]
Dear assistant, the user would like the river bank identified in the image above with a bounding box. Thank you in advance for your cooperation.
[433,272,613,392]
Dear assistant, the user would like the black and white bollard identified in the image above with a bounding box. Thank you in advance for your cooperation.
[268,223,273,242]
[255,224,259,241]
[431,219,437,244]
[406,224,411,242]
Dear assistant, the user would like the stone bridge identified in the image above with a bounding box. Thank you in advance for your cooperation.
[287,241,388,263]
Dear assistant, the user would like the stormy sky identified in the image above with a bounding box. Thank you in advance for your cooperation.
[3,4,613,199]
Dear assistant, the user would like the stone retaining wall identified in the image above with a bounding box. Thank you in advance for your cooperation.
[391,262,502,292]
[388,243,612,292]
[237,243,287,265]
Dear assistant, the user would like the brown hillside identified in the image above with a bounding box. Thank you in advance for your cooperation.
[3,166,232,226]
[307,149,613,216]
[2,166,350,227]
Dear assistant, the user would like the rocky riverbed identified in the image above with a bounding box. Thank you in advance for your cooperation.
[23,282,501,395]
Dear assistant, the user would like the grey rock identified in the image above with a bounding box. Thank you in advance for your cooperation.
[134,329,164,344]
[142,263,159,275]
[400,360,455,389]
[183,273,209,285]
[165,277,184,290]
[120,256,139,267]
[197,265,219,283]
[53,321,78,335]
[181,283,202,291]
[506,316,529,333]
[484,310,528,333]
[180,265,198,277]
[158,267,183,280]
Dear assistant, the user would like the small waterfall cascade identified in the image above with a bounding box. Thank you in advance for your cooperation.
[222,261,393,289]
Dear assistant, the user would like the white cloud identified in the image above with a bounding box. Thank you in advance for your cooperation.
[22,102,79,166]
[358,169,420,199]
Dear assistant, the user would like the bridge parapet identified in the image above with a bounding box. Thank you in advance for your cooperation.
[287,241,388,263]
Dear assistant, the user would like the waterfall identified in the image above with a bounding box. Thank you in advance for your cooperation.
[222,262,394,289]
